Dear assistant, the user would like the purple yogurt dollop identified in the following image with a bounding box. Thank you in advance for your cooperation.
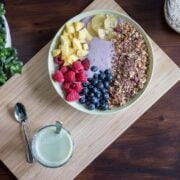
[86,38,115,78]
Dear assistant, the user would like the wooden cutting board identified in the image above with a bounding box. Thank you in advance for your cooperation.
[0,0,180,179]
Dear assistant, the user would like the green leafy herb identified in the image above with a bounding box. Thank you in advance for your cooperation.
[0,3,23,86]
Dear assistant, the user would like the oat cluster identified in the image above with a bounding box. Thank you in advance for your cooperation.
[109,22,149,107]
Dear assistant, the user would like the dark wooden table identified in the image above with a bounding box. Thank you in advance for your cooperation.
[0,0,179,179]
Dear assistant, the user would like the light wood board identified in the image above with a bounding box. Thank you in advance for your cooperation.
[0,0,180,179]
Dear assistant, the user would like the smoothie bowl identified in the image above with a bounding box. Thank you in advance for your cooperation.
[48,10,153,114]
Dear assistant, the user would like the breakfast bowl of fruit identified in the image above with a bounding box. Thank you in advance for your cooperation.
[48,10,153,114]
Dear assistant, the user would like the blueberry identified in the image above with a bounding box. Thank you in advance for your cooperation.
[95,90,101,98]
[105,74,113,81]
[88,92,95,97]
[95,102,100,108]
[82,82,88,87]
[103,92,110,100]
[93,73,99,79]
[79,97,86,104]
[91,79,98,86]
[101,103,109,111]
[92,87,98,94]
[88,84,94,89]
[101,88,107,93]
[88,103,95,110]
[88,78,93,82]
[81,87,88,95]
[90,97,98,104]
[91,66,98,72]
[104,69,111,75]
[98,72,106,80]
[103,81,110,89]
[97,82,104,89]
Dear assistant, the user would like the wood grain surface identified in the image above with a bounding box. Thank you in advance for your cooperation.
[0,0,179,179]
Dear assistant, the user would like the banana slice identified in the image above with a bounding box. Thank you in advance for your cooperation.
[104,14,117,30]
[91,14,106,33]
[87,21,97,37]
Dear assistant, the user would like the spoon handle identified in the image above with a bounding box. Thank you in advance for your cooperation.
[21,122,33,163]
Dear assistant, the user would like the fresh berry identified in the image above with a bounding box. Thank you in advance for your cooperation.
[66,90,79,101]
[101,88,107,93]
[60,66,69,74]
[105,74,113,81]
[101,103,109,111]
[90,97,98,104]
[92,87,98,94]
[73,82,83,93]
[79,96,86,104]
[95,102,100,108]
[87,103,95,110]
[104,69,111,75]
[87,78,93,82]
[103,92,110,100]
[98,72,106,80]
[53,70,64,83]
[63,82,72,92]
[92,79,98,86]
[54,55,64,66]
[81,59,90,70]
[82,82,89,87]
[88,84,94,89]
[93,73,99,79]
[72,61,84,73]
[88,92,95,97]
[76,71,87,82]
[103,81,110,89]
[64,71,76,82]
[97,82,104,89]
[81,87,89,95]
[95,90,101,98]
[91,66,98,72]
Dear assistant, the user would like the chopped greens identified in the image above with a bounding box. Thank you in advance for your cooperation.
[0,3,23,86]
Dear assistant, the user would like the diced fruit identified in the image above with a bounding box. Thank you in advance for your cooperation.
[64,71,76,82]
[52,49,61,57]
[64,54,79,65]
[61,44,70,58]
[74,22,84,31]
[65,23,75,34]
[77,50,88,58]
[73,38,82,50]
[66,90,80,101]
[60,35,71,46]
[53,70,64,83]
[72,61,84,73]
[83,43,88,50]
[104,14,117,29]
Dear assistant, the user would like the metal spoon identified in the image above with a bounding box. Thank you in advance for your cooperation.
[14,103,33,163]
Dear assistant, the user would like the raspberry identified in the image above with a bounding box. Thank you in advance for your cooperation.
[60,66,69,74]
[72,60,84,73]
[63,82,72,93]
[66,90,80,101]
[54,55,64,67]
[52,70,64,83]
[76,71,87,82]
[64,71,76,82]
[81,59,90,70]
[72,82,83,92]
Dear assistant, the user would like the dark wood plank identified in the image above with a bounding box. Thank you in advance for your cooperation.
[0,0,179,179]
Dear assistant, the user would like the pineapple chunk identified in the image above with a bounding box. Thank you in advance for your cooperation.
[62,30,68,36]
[98,28,106,39]
[65,23,75,34]
[65,54,79,65]
[52,49,61,57]
[60,35,71,46]
[78,28,87,43]
[73,38,82,50]
[61,44,70,59]
[83,43,88,50]
[74,21,84,31]
[86,30,93,41]
[77,49,88,58]
[68,33,74,41]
